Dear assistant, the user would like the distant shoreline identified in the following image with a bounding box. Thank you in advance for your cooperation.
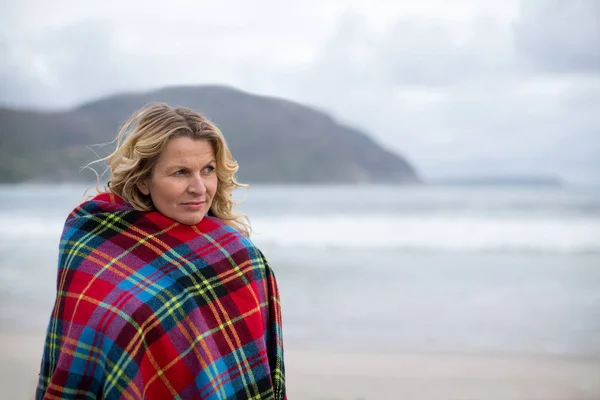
[430,176,564,186]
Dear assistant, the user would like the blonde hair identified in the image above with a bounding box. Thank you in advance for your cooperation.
[92,103,250,236]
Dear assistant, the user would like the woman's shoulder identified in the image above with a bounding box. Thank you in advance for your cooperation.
[73,192,134,216]
[64,192,137,227]
[202,216,268,257]
[203,216,251,240]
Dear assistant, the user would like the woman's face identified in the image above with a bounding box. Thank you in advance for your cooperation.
[137,137,218,225]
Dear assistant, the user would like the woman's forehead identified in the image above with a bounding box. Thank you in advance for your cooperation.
[156,138,215,165]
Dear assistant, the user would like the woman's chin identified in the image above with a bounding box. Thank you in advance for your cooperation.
[171,211,207,226]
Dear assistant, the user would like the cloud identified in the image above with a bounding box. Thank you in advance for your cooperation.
[0,0,598,182]
[0,0,330,108]
[514,0,600,73]
[0,20,136,107]
[274,8,600,182]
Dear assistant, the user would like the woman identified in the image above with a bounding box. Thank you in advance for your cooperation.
[36,103,286,400]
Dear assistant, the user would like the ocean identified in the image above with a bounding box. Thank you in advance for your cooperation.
[1,183,599,358]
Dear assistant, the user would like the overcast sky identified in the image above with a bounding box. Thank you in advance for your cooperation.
[1,0,599,183]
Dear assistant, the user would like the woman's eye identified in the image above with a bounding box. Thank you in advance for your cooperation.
[203,166,216,174]
[174,169,187,175]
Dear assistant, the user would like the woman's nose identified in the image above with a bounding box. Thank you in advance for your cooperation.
[188,174,206,194]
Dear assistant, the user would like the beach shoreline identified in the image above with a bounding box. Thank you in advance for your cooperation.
[3,331,599,400]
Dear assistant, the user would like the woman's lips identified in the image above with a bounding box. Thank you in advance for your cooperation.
[181,201,205,210]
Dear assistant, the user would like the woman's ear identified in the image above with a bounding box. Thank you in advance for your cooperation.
[137,181,150,195]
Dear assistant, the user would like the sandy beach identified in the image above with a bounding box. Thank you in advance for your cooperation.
[2,332,599,400]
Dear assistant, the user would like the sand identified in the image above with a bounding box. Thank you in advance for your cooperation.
[285,348,600,400]
[2,332,599,400]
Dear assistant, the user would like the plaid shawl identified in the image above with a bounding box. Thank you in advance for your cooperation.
[37,193,285,400]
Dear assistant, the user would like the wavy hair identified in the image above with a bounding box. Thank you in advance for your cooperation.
[90,103,250,236]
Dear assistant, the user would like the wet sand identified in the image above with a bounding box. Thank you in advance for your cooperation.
[3,332,599,400]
